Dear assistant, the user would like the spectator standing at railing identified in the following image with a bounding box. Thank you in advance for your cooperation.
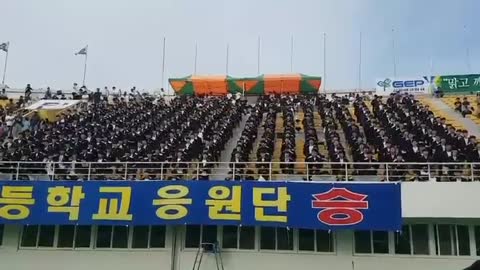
[16,96,24,108]
[111,86,120,102]
[103,86,110,98]
[43,87,52,99]
[93,88,102,105]
[24,84,32,103]
[72,82,79,92]
[0,88,7,100]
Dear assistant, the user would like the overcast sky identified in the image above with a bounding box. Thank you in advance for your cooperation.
[0,0,478,92]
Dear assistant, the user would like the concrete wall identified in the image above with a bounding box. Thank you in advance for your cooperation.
[402,182,480,218]
[0,224,478,270]
[0,225,172,270]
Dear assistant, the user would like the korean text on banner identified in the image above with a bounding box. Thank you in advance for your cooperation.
[434,74,480,93]
[0,181,402,231]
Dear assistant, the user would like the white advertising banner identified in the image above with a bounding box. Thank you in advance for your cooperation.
[26,100,81,110]
[375,76,435,96]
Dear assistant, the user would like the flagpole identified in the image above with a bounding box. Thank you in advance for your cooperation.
[429,56,434,95]
[1,42,9,85]
[194,42,198,74]
[161,37,166,89]
[290,35,294,73]
[392,28,397,78]
[226,43,229,74]
[464,25,471,73]
[82,45,88,86]
[429,56,433,78]
[358,32,362,92]
[323,32,326,93]
[257,36,261,75]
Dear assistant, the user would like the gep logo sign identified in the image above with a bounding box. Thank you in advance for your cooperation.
[392,79,425,88]
[375,76,434,95]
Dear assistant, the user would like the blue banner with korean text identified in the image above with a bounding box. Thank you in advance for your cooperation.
[0,181,401,230]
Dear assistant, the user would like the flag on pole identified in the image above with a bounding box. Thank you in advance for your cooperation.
[0,42,9,52]
[75,46,88,55]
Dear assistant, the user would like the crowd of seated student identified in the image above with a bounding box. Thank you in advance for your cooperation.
[229,102,265,180]
[230,106,263,163]
[253,97,277,178]
[301,97,323,179]
[279,96,297,174]
[174,97,246,180]
[0,93,247,180]
[352,93,479,181]
[317,95,381,179]
[0,88,479,182]
[323,98,366,169]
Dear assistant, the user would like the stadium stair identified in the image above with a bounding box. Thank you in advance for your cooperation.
[271,139,283,176]
[295,111,306,173]
[275,113,284,133]
[248,116,265,161]
[417,97,466,130]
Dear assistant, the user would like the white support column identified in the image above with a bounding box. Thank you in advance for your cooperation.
[428,224,437,256]
[388,231,396,254]
[468,225,476,257]
[3,225,22,250]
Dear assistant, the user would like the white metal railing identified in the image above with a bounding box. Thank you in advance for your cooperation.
[0,161,478,182]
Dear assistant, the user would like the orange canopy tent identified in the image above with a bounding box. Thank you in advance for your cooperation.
[169,74,321,95]
[264,74,303,94]
[191,75,229,96]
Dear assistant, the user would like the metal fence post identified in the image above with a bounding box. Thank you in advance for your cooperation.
[471,163,475,182]
[124,162,128,180]
[160,163,164,180]
[15,162,20,181]
[427,163,431,182]
[306,162,309,181]
[196,162,200,180]
[232,162,236,180]
[51,162,55,181]
[385,164,389,182]
[344,163,348,181]
[269,162,272,181]
[87,162,91,181]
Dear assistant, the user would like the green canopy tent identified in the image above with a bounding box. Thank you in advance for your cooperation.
[227,75,264,95]
[169,75,195,95]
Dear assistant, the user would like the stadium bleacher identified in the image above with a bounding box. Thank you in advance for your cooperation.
[0,88,478,182]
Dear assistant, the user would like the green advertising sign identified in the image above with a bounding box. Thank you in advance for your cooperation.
[434,74,480,93]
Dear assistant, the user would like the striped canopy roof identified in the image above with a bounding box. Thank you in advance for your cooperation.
[169,74,321,96]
